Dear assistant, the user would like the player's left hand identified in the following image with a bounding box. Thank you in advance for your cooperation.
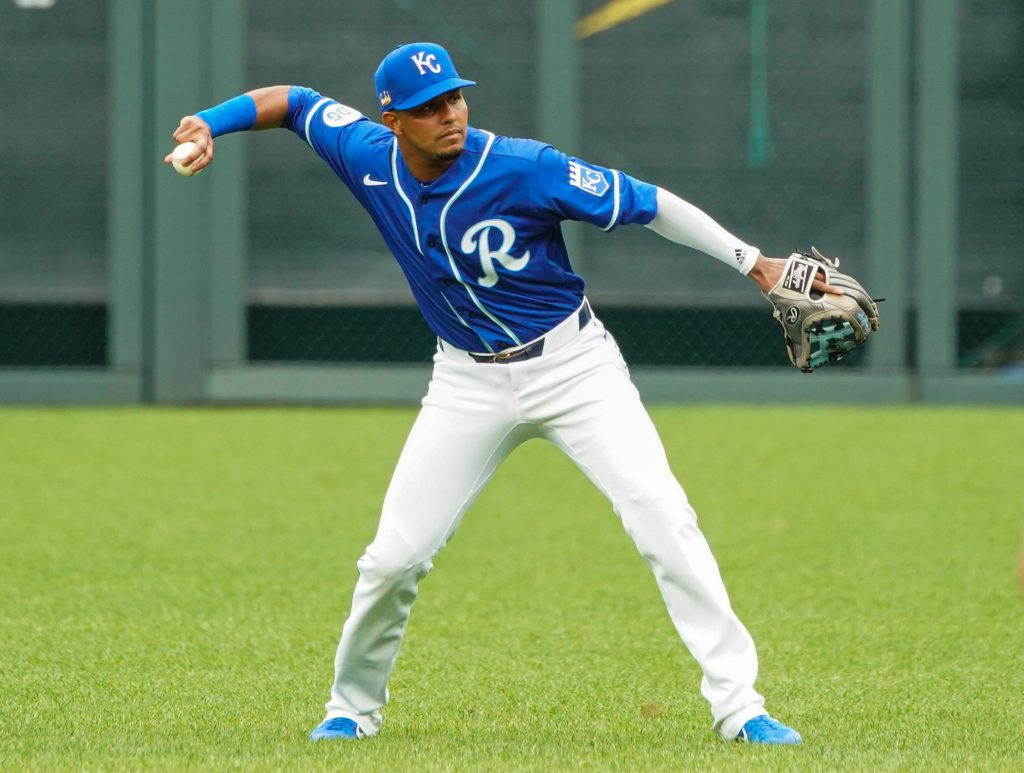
[748,253,843,296]
[761,247,881,373]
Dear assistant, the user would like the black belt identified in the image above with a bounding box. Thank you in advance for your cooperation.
[467,301,593,364]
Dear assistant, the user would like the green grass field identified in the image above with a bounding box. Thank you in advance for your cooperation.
[1,406,1022,771]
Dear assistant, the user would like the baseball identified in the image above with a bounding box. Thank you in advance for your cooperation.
[171,141,201,177]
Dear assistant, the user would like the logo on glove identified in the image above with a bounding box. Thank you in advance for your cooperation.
[855,311,870,333]
[782,257,817,295]
[785,306,800,324]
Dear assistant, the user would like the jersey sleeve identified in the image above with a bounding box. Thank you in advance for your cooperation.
[533,146,659,231]
[282,86,374,187]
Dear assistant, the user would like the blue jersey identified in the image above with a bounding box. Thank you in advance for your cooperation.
[284,87,659,352]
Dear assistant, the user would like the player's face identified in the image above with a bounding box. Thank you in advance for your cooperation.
[386,89,469,165]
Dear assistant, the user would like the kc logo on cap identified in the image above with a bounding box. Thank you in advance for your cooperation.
[410,52,443,75]
[374,42,477,112]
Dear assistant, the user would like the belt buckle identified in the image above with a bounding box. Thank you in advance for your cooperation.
[494,340,538,362]
[474,338,544,363]
[492,348,523,362]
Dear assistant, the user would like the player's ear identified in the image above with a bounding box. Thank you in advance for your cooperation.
[381,111,402,136]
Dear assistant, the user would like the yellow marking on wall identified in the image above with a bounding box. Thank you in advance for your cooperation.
[577,0,676,39]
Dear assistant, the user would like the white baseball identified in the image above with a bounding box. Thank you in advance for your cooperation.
[171,141,201,177]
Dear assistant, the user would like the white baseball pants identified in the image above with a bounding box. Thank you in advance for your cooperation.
[324,304,766,739]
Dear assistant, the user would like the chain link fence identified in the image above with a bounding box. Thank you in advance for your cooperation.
[0,0,108,368]
[1,0,1018,376]
[576,0,867,368]
[958,0,1024,372]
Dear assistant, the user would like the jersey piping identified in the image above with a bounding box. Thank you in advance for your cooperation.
[304,98,332,153]
[440,290,492,352]
[390,138,422,254]
[438,130,524,347]
[601,170,621,232]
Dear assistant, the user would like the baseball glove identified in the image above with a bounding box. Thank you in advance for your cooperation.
[764,247,880,373]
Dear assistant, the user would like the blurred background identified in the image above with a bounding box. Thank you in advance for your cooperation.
[0,0,1021,403]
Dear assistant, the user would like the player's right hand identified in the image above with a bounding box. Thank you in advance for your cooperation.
[164,116,214,173]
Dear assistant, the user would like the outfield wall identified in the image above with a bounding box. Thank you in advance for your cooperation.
[0,0,1021,405]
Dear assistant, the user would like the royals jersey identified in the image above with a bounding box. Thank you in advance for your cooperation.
[283,87,659,353]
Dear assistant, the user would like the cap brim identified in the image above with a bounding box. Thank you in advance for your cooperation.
[389,78,476,111]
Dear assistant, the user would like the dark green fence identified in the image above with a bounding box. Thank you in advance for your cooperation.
[0,0,1021,402]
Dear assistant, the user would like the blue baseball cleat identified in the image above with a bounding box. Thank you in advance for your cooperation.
[309,716,364,741]
[736,714,803,745]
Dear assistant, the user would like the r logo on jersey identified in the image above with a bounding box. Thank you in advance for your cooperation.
[568,160,610,197]
[411,52,443,75]
[461,219,531,288]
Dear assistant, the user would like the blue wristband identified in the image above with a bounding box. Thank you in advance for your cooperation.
[196,94,257,138]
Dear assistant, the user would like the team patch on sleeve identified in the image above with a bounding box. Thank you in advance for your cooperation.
[321,102,362,128]
[568,160,610,197]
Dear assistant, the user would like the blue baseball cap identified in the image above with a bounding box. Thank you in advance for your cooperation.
[374,42,476,112]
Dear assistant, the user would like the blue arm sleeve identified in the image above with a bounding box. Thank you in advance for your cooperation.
[533,146,659,231]
[196,94,257,137]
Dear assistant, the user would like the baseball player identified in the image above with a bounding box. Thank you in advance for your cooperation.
[167,42,836,745]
